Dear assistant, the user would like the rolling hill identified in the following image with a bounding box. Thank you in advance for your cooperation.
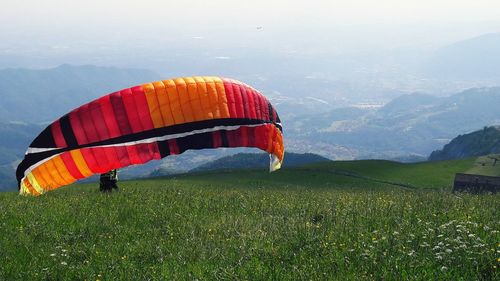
[2,152,478,193]
[151,156,475,191]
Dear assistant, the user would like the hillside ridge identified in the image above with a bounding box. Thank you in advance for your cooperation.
[429,126,500,161]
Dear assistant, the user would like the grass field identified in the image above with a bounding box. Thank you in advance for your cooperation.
[1,159,499,280]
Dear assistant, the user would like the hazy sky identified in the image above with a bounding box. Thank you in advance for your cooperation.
[2,0,500,70]
[2,0,500,30]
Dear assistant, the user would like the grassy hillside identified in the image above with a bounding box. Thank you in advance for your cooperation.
[151,157,475,191]
[1,159,498,280]
[466,154,500,176]
[310,158,475,189]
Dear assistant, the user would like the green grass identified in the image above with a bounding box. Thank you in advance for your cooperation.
[305,158,475,189]
[0,160,498,280]
[466,154,500,177]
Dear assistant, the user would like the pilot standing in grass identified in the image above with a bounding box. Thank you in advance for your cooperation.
[99,169,119,192]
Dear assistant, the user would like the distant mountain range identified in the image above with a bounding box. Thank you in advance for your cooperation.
[193,152,329,172]
[0,64,160,123]
[429,126,500,161]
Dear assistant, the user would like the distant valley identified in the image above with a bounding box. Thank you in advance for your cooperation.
[286,88,500,160]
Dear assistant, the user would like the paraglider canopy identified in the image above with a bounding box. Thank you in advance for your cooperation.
[16,76,284,196]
